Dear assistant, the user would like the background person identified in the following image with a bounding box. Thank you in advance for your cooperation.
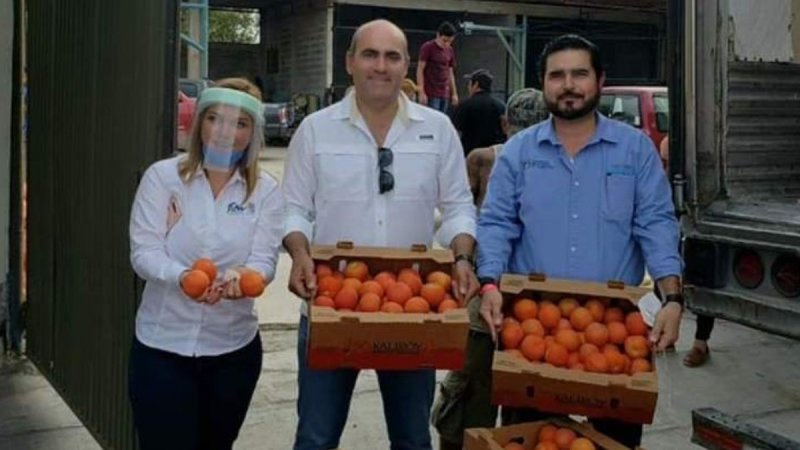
[417,21,459,112]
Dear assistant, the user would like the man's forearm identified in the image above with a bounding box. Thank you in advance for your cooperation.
[416,65,425,93]
[449,68,457,95]
[450,233,475,259]
[656,275,681,296]
[283,231,311,260]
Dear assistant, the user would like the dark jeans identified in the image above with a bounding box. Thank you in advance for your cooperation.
[128,334,262,450]
[695,314,715,341]
[427,96,449,113]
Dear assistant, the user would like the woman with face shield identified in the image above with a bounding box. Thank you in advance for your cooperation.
[128,78,284,449]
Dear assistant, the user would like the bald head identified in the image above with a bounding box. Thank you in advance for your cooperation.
[347,19,410,61]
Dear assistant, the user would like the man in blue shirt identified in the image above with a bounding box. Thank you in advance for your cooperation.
[476,34,684,447]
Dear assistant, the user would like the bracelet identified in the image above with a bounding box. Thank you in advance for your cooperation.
[480,283,498,296]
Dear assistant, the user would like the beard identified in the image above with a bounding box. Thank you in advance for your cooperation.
[546,90,600,120]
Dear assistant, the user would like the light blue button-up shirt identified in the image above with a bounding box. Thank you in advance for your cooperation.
[476,113,681,286]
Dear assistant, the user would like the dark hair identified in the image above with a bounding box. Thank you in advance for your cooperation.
[537,34,604,82]
[438,21,457,37]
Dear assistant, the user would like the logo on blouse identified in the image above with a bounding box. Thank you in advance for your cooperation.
[521,159,555,170]
[227,202,255,216]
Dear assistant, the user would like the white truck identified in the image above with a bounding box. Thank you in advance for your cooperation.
[673,0,800,340]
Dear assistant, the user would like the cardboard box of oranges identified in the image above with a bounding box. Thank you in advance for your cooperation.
[491,274,658,424]
[307,242,469,371]
[464,417,637,450]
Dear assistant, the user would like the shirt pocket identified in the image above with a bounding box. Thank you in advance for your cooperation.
[315,147,370,202]
[603,174,635,221]
[392,145,439,200]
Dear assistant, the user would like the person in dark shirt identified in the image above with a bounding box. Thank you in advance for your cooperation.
[417,21,459,112]
[451,69,506,156]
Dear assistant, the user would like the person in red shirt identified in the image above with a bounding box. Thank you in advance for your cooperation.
[417,21,459,113]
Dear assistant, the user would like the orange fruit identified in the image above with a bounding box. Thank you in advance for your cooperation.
[373,271,397,292]
[333,286,359,310]
[569,307,593,331]
[192,258,217,282]
[630,358,652,374]
[570,438,597,450]
[426,271,452,291]
[554,329,581,352]
[359,280,385,298]
[605,349,628,374]
[538,303,562,329]
[554,427,577,449]
[584,352,609,373]
[585,299,606,322]
[240,271,266,297]
[438,298,459,313]
[603,306,625,324]
[404,296,430,313]
[503,317,520,328]
[313,295,335,308]
[315,263,333,279]
[520,318,545,337]
[567,352,581,368]
[501,323,525,350]
[556,318,573,330]
[344,260,369,281]
[357,292,382,312]
[342,277,362,293]
[584,322,609,347]
[624,335,650,359]
[513,298,539,321]
[318,275,343,297]
[380,301,404,313]
[558,297,580,317]
[607,322,628,345]
[625,312,649,336]
[181,269,210,299]
[535,442,559,450]
[538,424,558,443]
[578,343,600,363]
[545,342,569,367]
[397,270,423,295]
[520,335,546,362]
[420,283,446,308]
[386,282,413,306]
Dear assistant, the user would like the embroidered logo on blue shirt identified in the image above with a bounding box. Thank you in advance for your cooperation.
[607,164,635,176]
[522,159,555,170]
[227,202,255,216]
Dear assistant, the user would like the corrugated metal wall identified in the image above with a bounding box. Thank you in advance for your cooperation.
[725,61,800,197]
[26,1,176,449]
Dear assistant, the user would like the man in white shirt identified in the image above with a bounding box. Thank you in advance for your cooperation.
[282,19,478,450]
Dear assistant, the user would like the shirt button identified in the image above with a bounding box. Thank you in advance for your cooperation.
[574,181,580,187]
[572,213,578,219]
[570,246,577,253]
[378,220,383,226]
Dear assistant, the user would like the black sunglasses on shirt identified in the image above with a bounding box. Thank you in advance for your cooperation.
[378,147,394,194]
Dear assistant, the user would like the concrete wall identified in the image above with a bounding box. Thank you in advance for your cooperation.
[263,3,330,101]
[1,0,13,286]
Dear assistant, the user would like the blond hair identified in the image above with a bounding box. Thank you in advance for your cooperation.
[179,77,263,201]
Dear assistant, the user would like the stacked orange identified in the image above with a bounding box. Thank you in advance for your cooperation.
[312,261,461,314]
[500,296,653,375]
[503,423,598,450]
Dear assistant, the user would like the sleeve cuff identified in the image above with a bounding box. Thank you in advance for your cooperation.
[284,213,313,243]
[163,261,187,287]
[477,261,504,283]
[436,215,476,249]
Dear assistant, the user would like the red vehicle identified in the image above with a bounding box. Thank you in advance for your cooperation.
[599,86,668,150]
[177,91,196,150]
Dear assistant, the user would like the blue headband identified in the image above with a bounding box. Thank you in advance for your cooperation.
[197,87,263,125]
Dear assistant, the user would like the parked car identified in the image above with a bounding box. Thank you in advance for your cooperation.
[179,77,214,99]
[263,102,295,143]
[599,86,668,149]
[177,91,196,150]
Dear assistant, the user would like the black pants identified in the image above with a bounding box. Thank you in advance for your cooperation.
[128,334,262,450]
[695,314,715,341]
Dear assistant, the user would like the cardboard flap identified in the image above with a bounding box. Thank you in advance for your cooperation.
[312,244,454,276]
[500,274,650,304]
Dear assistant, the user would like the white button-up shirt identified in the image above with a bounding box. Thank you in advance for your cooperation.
[130,155,284,356]
[283,92,476,302]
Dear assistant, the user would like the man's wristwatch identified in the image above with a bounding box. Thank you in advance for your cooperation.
[454,253,473,266]
[663,293,684,308]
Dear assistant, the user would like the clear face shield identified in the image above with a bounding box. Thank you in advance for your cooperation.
[194,87,264,173]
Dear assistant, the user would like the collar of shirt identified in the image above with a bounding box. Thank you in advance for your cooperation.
[332,90,424,128]
[535,112,621,149]
[190,161,246,186]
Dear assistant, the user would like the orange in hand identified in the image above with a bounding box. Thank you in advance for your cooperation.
[192,258,217,282]
[240,271,266,297]
[182,269,210,299]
